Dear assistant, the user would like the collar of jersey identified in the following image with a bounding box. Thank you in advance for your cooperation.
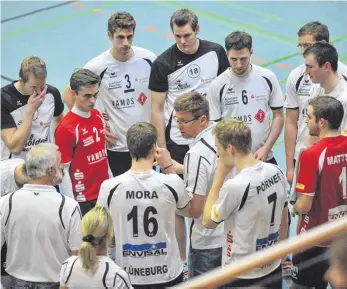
[72,106,91,118]
[191,122,216,147]
[22,184,58,193]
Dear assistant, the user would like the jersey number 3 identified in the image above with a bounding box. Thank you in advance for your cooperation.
[127,206,158,237]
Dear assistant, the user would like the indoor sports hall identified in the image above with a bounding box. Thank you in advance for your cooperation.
[1,1,347,288]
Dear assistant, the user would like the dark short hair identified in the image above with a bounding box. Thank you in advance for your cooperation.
[170,9,198,31]
[225,31,252,51]
[308,96,344,130]
[127,122,157,160]
[303,42,338,72]
[298,21,329,42]
[174,91,210,121]
[108,11,136,35]
[70,69,100,94]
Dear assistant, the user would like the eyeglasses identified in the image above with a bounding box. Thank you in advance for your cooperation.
[297,43,313,49]
[173,115,201,124]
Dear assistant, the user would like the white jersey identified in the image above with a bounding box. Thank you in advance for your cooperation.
[97,170,192,285]
[310,79,347,134]
[60,255,132,289]
[0,158,24,196]
[84,47,157,152]
[211,162,287,279]
[0,184,82,282]
[184,123,223,249]
[207,65,284,161]
[284,61,347,160]
[149,40,230,146]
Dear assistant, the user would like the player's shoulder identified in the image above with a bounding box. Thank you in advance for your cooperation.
[84,50,111,71]
[46,84,60,95]
[1,82,15,98]
[153,43,176,67]
[210,68,230,87]
[253,64,277,79]
[133,46,157,62]
[61,194,80,208]
[200,39,224,53]
[338,61,347,80]
[288,63,306,81]
[155,171,184,187]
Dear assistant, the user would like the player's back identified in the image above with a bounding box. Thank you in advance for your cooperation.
[225,162,287,278]
[104,170,188,285]
[312,136,347,227]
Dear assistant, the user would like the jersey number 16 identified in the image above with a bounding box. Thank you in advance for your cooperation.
[127,206,158,237]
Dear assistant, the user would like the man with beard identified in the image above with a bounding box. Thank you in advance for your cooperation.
[291,96,347,289]
[0,143,81,289]
[206,31,284,165]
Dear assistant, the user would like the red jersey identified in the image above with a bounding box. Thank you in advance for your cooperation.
[295,135,347,246]
[55,108,109,202]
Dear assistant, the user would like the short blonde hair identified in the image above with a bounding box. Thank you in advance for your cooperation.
[19,56,47,83]
[79,205,113,272]
[213,118,252,154]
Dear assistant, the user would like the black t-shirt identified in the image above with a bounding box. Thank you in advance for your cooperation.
[1,81,64,159]
[148,39,229,145]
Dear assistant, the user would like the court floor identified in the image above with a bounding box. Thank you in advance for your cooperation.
[1,1,347,287]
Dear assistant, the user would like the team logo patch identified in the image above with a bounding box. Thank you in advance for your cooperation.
[296,183,305,190]
[187,64,200,78]
[137,92,147,106]
[254,109,265,123]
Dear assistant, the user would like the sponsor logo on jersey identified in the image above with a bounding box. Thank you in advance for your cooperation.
[125,265,168,276]
[256,231,279,251]
[226,230,233,259]
[137,92,147,106]
[200,77,215,84]
[225,95,239,105]
[227,87,235,94]
[82,128,88,135]
[234,115,252,123]
[174,79,191,90]
[25,134,48,148]
[74,170,84,181]
[112,98,135,109]
[329,205,347,221]
[123,242,167,258]
[83,135,95,147]
[17,100,22,106]
[108,80,122,89]
[295,183,305,190]
[135,76,149,84]
[109,71,119,78]
[252,94,267,101]
[75,182,85,193]
[39,121,51,126]
[86,148,107,164]
[177,60,183,67]
[254,109,265,123]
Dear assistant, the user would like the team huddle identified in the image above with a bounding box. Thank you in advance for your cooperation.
[1,8,347,289]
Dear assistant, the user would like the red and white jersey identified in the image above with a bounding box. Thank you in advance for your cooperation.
[295,135,347,246]
[55,107,109,202]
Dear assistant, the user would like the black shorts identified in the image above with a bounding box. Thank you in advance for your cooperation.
[107,150,132,177]
[133,272,183,289]
[221,265,282,288]
[166,142,189,180]
[79,199,97,216]
[292,246,329,289]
